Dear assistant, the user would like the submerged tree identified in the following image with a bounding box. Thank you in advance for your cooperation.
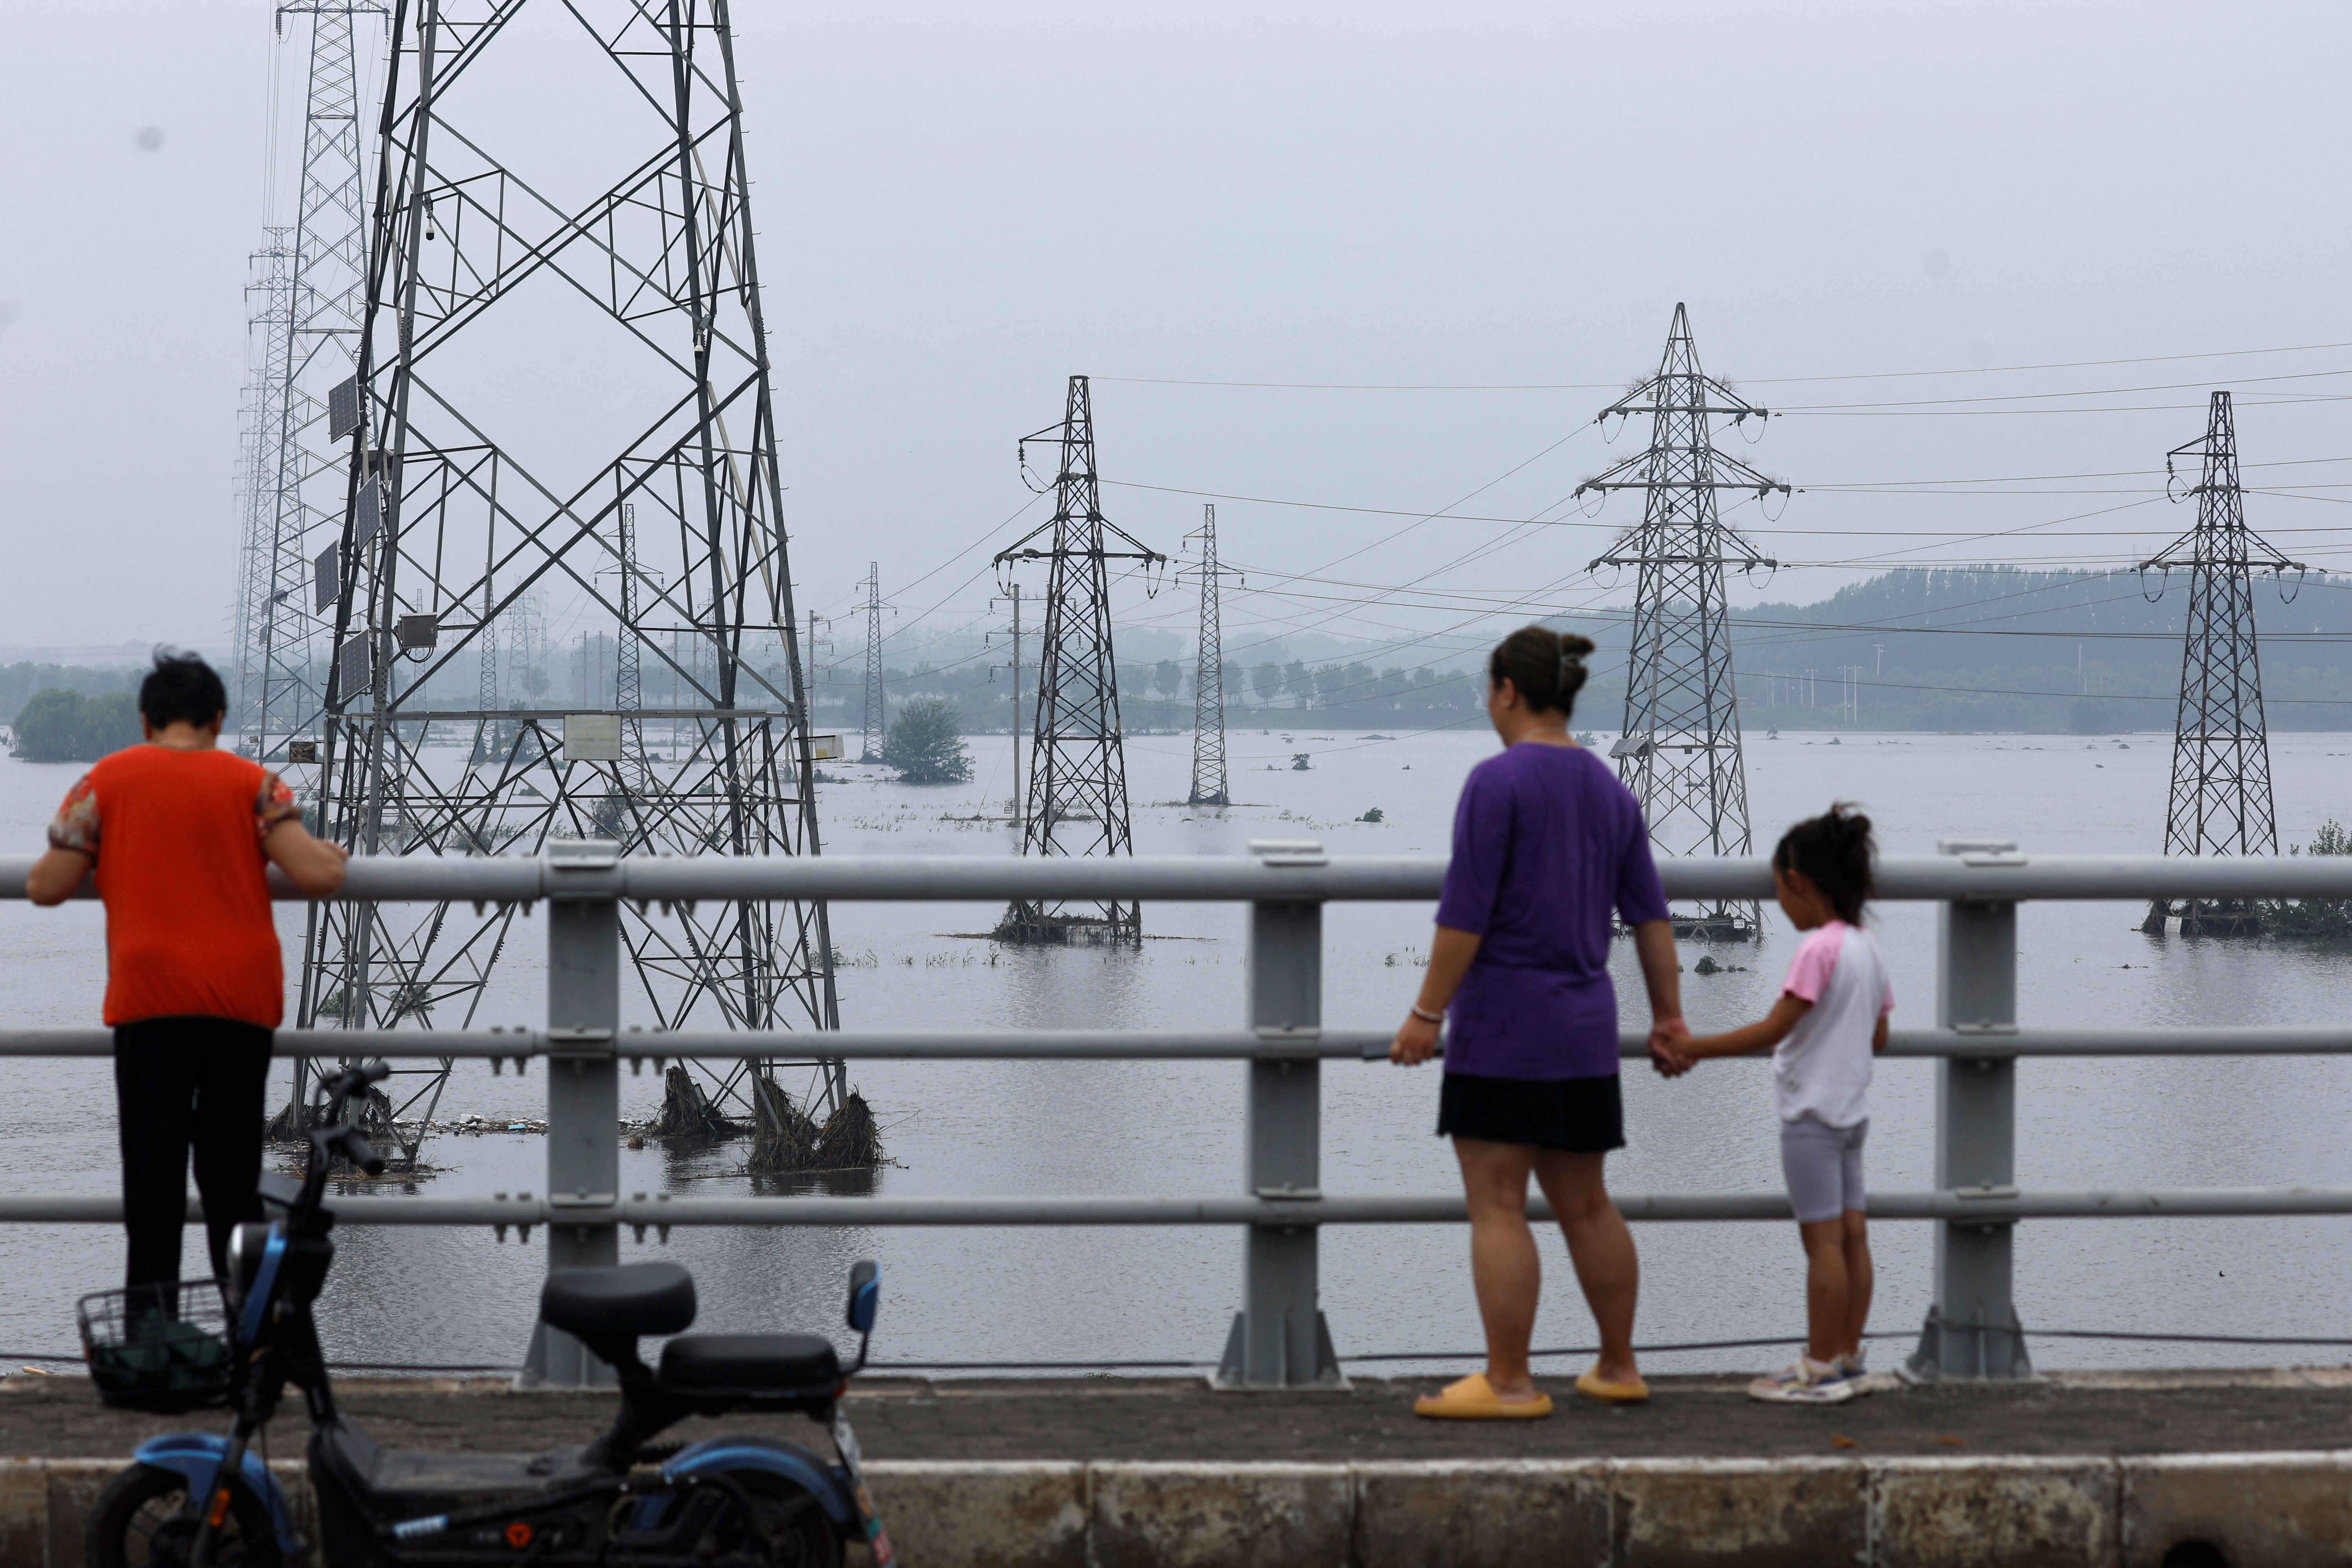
[9,689,142,762]
[2263,818,2352,939]
[881,695,972,784]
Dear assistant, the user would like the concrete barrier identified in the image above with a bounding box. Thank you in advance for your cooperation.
[9,1450,2345,1566]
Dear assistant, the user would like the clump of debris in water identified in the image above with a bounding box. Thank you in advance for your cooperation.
[639,1066,886,1174]
[267,1070,888,1178]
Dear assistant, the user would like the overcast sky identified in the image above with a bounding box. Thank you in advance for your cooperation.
[3,2,2348,669]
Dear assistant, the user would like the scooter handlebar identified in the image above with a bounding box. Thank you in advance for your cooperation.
[316,1058,391,1105]
[329,1124,386,1177]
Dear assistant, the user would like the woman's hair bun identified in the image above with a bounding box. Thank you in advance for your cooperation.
[1488,625,1591,717]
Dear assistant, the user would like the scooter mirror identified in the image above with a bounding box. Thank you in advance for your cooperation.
[846,1260,880,1336]
[226,1220,276,1307]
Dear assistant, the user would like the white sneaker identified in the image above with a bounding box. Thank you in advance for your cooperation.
[1833,1352,1871,1393]
[1748,1357,1854,1404]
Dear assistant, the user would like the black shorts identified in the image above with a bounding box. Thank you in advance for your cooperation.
[1437,1070,1624,1153]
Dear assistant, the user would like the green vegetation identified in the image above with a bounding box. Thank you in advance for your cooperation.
[880,696,972,784]
[9,688,142,762]
[0,661,139,719]
[2263,819,2352,939]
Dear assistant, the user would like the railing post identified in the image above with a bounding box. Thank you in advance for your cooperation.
[1217,842,1344,1388]
[1907,838,2032,1381]
[518,840,623,1389]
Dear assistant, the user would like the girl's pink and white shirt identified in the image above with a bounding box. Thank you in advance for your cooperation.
[1772,920,1893,1127]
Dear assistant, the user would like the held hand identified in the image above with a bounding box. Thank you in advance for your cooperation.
[1647,1016,1693,1078]
[1390,1013,1441,1066]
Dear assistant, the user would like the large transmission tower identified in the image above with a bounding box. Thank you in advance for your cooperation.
[1186,504,1231,806]
[2138,390,2303,937]
[1578,304,1786,941]
[234,4,385,1133]
[857,563,889,762]
[232,231,298,735]
[308,0,843,1164]
[236,4,383,767]
[993,375,1164,944]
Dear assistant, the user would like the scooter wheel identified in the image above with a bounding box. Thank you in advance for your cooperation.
[698,1469,845,1568]
[85,1461,282,1568]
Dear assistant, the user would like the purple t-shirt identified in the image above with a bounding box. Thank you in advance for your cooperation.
[1434,743,1669,1080]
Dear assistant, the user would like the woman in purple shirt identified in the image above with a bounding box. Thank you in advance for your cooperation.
[1392,627,1686,1418]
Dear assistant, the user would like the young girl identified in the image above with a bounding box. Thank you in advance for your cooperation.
[1652,804,1890,1405]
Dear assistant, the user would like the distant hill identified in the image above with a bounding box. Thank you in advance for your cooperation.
[1710,566,2352,732]
[808,565,2352,737]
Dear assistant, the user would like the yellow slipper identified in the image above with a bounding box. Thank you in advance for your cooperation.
[1575,1368,1650,1405]
[1413,1372,1554,1420]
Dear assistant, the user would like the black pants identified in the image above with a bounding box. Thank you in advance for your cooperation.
[114,1017,272,1290]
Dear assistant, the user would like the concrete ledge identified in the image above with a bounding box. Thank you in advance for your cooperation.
[871,1461,1089,1568]
[1352,1459,1608,1568]
[1873,1457,2116,1568]
[5,1451,2343,1566]
[861,1455,2345,1568]
[2121,1451,2352,1568]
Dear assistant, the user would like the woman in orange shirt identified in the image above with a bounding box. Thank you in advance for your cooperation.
[27,653,348,1296]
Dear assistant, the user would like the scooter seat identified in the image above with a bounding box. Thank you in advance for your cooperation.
[659,1332,840,1393]
[541,1262,697,1340]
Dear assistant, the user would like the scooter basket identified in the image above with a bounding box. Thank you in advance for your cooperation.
[77,1281,236,1412]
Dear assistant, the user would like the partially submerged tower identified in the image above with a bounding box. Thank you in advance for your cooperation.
[1187,505,1231,807]
[1579,304,1786,940]
[310,0,844,1168]
[993,376,1164,943]
[2139,390,2303,936]
[858,563,888,763]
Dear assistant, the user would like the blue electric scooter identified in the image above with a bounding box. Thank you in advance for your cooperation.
[80,1060,893,1567]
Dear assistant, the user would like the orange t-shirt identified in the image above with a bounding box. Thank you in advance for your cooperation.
[48,746,301,1028]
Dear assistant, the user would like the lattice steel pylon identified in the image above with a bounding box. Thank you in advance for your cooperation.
[1185,504,1232,807]
[308,0,844,1166]
[993,375,1165,944]
[236,4,387,1135]
[857,563,890,762]
[1577,304,1786,941]
[232,230,298,736]
[2137,390,2304,937]
[236,4,383,767]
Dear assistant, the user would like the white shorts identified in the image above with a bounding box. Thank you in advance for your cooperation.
[1781,1114,1868,1224]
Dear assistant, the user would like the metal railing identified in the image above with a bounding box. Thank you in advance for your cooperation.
[8,837,2352,1386]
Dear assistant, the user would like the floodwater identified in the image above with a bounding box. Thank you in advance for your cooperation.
[2,721,2350,1379]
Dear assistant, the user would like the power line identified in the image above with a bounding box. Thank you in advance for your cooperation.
[1236,588,2352,645]
[1786,393,2352,419]
[1095,338,2352,392]
[1771,365,2352,414]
